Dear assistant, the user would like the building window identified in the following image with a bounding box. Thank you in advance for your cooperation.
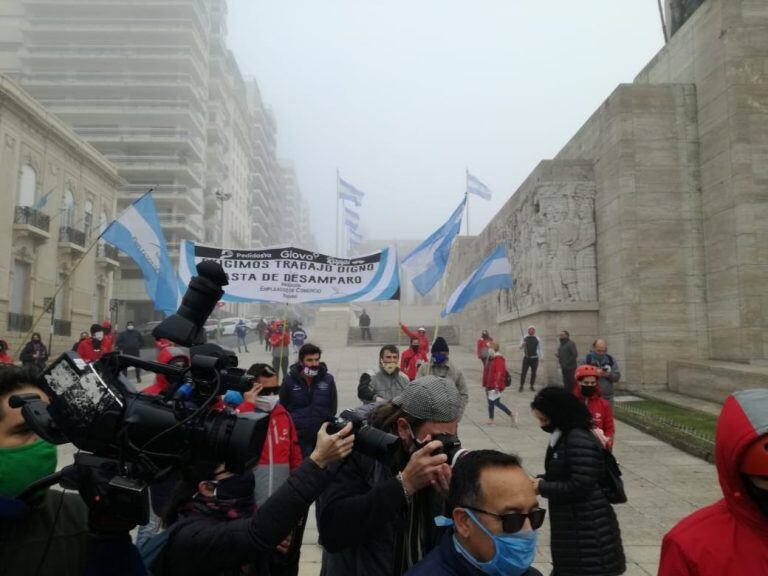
[62,189,76,229]
[18,165,37,207]
[84,199,94,238]
[10,260,31,314]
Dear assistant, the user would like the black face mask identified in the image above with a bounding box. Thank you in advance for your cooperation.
[214,472,255,501]
[744,476,768,517]
[410,345,420,352]
[581,386,596,397]
[541,423,557,434]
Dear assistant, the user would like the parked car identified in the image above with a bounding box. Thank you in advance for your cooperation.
[204,319,220,339]
[219,317,249,336]
[248,317,262,330]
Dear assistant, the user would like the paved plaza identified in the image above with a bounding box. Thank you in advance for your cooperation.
[231,340,721,576]
[56,337,722,575]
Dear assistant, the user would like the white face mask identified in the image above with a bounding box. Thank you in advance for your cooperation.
[93,332,104,340]
[127,325,134,331]
[255,395,280,412]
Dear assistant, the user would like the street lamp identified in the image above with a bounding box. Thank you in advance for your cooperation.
[215,189,231,246]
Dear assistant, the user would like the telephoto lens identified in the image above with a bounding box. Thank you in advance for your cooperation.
[326,409,401,462]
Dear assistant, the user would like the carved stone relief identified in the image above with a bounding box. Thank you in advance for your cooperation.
[499,181,597,313]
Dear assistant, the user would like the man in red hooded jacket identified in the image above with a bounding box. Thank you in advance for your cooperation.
[658,388,768,575]
[100,321,114,353]
[141,339,189,395]
[0,340,13,365]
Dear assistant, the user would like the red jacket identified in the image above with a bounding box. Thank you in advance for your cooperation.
[573,384,615,449]
[142,345,188,395]
[482,355,506,391]
[400,347,427,381]
[659,390,768,575]
[269,331,291,350]
[0,339,12,364]
[237,402,303,506]
[76,338,106,363]
[101,321,114,353]
[400,324,429,356]
[476,337,493,359]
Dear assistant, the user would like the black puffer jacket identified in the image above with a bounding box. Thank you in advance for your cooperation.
[538,428,625,576]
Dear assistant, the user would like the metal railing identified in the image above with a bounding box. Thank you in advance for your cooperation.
[59,226,86,247]
[7,313,33,333]
[97,243,119,261]
[53,319,71,337]
[14,206,51,232]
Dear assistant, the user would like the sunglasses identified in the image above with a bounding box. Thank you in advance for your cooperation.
[462,506,547,533]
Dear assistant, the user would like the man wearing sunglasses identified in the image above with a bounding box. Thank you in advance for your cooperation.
[406,449,544,576]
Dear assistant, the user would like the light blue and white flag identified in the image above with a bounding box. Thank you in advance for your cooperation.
[466,172,493,200]
[338,178,365,207]
[32,188,55,211]
[344,206,360,230]
[401,197,466,296]
[442,244,513,316]
[101,192,178,315]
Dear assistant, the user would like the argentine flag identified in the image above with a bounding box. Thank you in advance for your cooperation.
[401,197,466,296]
[344,206,360,230]
[338,178,365,206]
[442,244,513,316]
[102,192,178,315]
[466,172,493,200]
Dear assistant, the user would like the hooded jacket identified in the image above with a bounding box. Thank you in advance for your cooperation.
[573,384,615,450]
[400,347,427,381]
[400,324,429,356]
[279,362,337,450]
[476,336,493,360]
[100,321,114,353]
[659,389,768,575]
[417,360,468,419]
[76,337,105,363]
[142,345,188,396]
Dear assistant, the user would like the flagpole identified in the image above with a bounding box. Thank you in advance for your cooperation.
[336,169,340,256]
[465,169,470,236]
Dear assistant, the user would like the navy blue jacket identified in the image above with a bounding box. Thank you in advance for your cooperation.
[405,529,543,576]
[279,362,338,450]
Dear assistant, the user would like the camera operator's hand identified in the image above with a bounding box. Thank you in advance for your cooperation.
[430,463,452,498]
[400,438,449,496]
[276,532,293,554]
[310,422,354,469]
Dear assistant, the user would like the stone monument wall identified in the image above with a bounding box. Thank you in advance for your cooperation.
[446,0,768,398]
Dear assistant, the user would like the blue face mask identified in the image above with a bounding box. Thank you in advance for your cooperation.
[433,352,448,364]
[451,509,537,576]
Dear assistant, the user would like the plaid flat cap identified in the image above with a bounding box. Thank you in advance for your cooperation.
[393,375,460,422]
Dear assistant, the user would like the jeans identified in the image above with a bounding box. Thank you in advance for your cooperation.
[520,357,539,389]
[272,352,289,380]
[487,394,512,419]
[237,334,249,353]
[562,367,576,394]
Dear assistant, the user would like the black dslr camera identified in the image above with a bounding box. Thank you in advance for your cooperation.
[326,408,400,462]
[11,261,269,526]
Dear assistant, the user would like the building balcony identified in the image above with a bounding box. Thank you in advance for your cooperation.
[7,313,33,333]
[120,185,203,215]
[106,155,204,187]
[95,243,120,268]
[13,206,51,242]
[58,226,87,254]
[53,319,72,337]
[157,213,203,241]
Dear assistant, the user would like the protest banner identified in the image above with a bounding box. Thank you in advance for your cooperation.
[179,241,400,304]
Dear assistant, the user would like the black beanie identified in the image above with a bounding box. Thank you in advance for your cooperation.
[431,336,449,354]
[90,323,103,335]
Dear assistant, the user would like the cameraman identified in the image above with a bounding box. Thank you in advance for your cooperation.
[0,365,143,576]
[150,421,354,576]
[317,375,460,575]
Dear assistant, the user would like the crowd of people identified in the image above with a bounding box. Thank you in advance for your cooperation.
[0,319,766,576]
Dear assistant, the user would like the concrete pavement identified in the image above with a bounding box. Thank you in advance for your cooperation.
[56,338,721,574]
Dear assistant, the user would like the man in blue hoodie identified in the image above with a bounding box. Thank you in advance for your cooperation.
[406,449,544,576]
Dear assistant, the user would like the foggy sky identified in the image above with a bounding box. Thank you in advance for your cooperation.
[227,1,664,255]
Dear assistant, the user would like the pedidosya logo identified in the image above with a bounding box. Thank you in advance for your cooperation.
[220,249,234,259]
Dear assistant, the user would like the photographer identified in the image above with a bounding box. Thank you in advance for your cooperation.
[150,421,354,576]
[317,375,460,575]
[0,365,143,576]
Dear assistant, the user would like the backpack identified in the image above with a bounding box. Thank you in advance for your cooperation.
[503,369,512,389]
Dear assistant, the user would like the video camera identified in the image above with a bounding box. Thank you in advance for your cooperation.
[11,261,269,525]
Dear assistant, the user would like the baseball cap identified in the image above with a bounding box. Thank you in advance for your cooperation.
[393,375,460,422]
[418,327,426,332]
